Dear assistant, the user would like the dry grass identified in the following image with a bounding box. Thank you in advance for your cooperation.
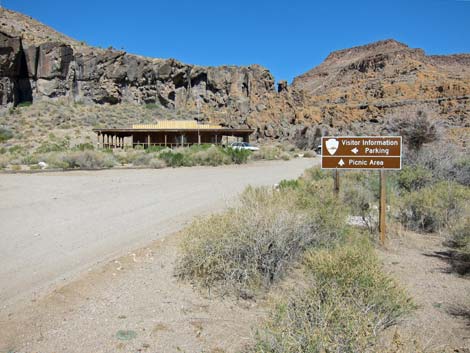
[252,238,415,353]
[176,185,349,298]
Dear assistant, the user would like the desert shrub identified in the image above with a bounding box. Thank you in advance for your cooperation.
[405,142,469,186]
[176,186,349,297]
[279,151,291,161]
[21,153,39,165]
[191,146,231,166]
[159,150,193,167]
[146,145,166,153]
[149,158,166,169]
[398,181,470,233]
[341,180,378,233]
[0,127,13,142]
[225,147,251,164]
[395,165,433,192]
[129,152,153,166]
[278,179,301,190]
[8,145,24,154]
[74,142,95,151]
[0,147,6,154]
[391,110,438,152]
[454,156,470,187]
[37,152,69,169]
[61,151,117,169]
[252,145,283,160]
[301,166,331,182]
[0,155,9,169]
[36,139,70,153]
[253,239,414,353]
[302,150,316,158]
[447,217,470,256]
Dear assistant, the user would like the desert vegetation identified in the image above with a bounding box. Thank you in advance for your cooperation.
[175,130,469,351]
[0,101,314,171]
[176,167,419,351]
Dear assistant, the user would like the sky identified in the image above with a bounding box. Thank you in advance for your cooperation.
[3,0,470,83]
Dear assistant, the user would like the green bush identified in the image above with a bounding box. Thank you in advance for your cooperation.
[159,151,193,167]
[16,101,32,108]
[36,139,70,153]
[447,217,470,256]
[74,142,95,151]
[278,179,301,190]
[253,239,414,353]
[396,165,433,192]
[0,127,14,142]
[398,181,470,233]
[225,147,251,164]
[176,186,349,297]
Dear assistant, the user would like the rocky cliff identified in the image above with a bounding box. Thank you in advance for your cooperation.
[1,8,469,146]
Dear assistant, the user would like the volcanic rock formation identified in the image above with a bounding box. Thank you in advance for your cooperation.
[1,8,469,145]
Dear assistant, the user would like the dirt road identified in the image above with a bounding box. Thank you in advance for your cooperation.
[0,158,315,310]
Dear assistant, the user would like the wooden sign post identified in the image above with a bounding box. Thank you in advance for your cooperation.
[321,136,402,245]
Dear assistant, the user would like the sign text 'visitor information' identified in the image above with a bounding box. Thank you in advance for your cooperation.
[321,136,402,170]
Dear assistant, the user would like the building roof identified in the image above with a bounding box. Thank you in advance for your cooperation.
[132,121,222,130]
[93,120,254,135]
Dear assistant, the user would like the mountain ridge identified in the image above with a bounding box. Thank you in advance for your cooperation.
[0,8,469,147]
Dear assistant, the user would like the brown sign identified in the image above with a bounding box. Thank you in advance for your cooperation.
[321,136,402,170]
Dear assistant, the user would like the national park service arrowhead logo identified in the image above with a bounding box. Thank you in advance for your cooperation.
[325,138,339,155]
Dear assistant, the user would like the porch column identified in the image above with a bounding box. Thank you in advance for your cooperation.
[164,134,167,147]
[147,134,151,148]
[101,133,105,148]
[97,133,100,148]
[198,131,201,145]
[180,134,184,146]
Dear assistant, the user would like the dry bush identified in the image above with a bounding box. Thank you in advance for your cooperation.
[0,155,9,169]
[398,181,470,233]
[176,185,349,297]
[252,145,284,160]
[390,109,439,152]
[191,145,232,166]
[253,238,414,353]
[61,150,117,169]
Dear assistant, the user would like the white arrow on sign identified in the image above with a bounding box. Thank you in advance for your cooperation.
[338,159,345,167]
[351,147,359,154]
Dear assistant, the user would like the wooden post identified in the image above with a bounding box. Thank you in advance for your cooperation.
[379,170,386,245]
[164,134,167,147]
[97,133,100,149]
[334,169,340,194]
[198,132,201,145]
[147,134,151,149]
[181,134,184,146]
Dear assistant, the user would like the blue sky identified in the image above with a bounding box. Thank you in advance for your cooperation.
[4,0,469,83]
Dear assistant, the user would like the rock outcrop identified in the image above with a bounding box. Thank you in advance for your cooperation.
[1,8,469,146]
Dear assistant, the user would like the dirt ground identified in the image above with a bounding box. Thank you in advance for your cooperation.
[377,229,470,352]
[0,158,314,311]
[2,226,469,353]
[0,231,268,353]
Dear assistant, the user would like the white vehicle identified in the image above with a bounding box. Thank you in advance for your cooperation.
[229,142,259,151]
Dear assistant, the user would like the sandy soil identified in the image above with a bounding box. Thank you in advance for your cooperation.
[377,230,470,352]
[0,231,267,353]
[0,158,315,312]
